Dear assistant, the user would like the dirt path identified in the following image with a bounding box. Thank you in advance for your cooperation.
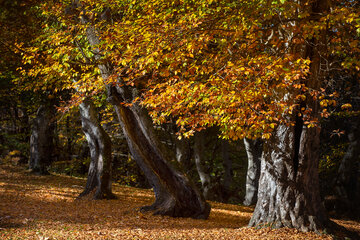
[0,164,358,239]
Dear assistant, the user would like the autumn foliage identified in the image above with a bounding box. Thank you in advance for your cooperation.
[1,0,359,236]
[16,0,359,141]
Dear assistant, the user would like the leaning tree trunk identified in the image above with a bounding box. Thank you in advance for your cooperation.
[29,104,55,175]
[80,11,210,218]
[78,98,115,200]
[108,87,210,218]
[72,3,210,218]
[243,138,262,206]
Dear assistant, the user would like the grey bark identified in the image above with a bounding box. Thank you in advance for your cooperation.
[78,98,115,199]
[243,138,263,206]
[29,104,55,175]
[76,5,210,218]
[108,87,210,218]
[249,125,328,231]
[194,131,212,199]
[175,136,192,173]
[249,0,330,231]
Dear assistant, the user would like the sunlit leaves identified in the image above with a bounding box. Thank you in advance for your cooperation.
[18,0,359,139]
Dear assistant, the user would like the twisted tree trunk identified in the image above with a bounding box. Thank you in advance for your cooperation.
[108,86,210,218]
[249,125,328,231]
[80,12,209,218]
[78,98,115,200]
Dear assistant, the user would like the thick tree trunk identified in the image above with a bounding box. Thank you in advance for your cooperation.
[29,104,55,175]
[108,87,210,218]
[78,98,115,200]
[76,7,210,218]
[249,0,330,231]
[249,125,328,231]
[243,138,262,206]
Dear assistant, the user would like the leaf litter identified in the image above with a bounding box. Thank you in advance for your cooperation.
[0,164,359,239]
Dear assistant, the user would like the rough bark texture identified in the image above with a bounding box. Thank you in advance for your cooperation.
[249,125,328,231]
[194,131,212,199]
[243,138,262,206]
[334,117,360,217]
[78,7,210,218]
[78,98,115,200]
[108,87,210,219]
[29,104,55,175]
[249,0,330,231]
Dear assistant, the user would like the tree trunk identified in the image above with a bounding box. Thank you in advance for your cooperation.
[221,140,232,202]
[334,117,360,217]
[108,87,210,218]
[243,138,262,206]
[66,116,73,161]
[194,131,212,200]
[29,104,55,175]
[249,124,328,231]
[174,136,192,173]
[249,0,330,231]
[75,7,210,218]
[78,98,115,200]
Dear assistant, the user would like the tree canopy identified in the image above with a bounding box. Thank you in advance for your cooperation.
[19,0,359,140]
[2,0,359,234]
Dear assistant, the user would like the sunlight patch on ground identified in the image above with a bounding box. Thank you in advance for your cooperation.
[0,164,357,239]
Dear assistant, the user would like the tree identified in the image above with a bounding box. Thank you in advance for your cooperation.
[78,98,116,199]
[0,0,41,161]
[22,0,359,229]
[103,0,358,231]
[243,138,262,206]
[194,131,212,199]
[28,0,211,219]
[29,103,56,174]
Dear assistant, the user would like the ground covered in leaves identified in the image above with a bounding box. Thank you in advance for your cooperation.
[0,164,359,239]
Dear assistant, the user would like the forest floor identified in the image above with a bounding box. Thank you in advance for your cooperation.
[0,164,359,240]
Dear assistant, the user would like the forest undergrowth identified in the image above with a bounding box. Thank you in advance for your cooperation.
[0,164,359,240]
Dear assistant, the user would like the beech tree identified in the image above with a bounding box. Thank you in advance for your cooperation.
[20,0,359,231]
[78,98,116,199]
[20,0,211,219]
[97,0,357,231]
[29,103,56,174]
[0,0,42,161]
[243,138,262,206]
